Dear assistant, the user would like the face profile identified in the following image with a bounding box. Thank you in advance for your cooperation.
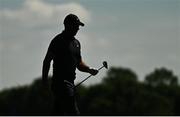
[65,24,80,36]
[63,14,84,36]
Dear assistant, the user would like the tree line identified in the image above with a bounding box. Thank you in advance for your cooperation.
[0,67,179,115]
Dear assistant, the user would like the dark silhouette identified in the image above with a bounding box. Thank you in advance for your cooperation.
[145,67,178,87]
[42,14,98,115]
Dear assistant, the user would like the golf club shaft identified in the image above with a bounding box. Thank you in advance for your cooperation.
[75,74,92,88]
[75,66,104,88]
[98,66,104,71]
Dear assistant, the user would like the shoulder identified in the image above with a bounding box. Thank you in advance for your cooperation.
[48,34,61,50]
[52,33,62,42]
[50,33,64,45]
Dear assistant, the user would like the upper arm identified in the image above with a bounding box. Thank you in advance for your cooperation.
[43,40,54,64]
[44,49,53,64]
[77,59,83,70]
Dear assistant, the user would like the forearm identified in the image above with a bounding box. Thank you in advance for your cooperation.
[77,60,99,76]
[77,61,90,73]
[42,61,50,83]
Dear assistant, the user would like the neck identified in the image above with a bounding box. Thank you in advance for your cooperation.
[62,30,75,41]
[63,30,74,37]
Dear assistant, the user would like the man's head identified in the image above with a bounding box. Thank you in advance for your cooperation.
[64,14,84,36]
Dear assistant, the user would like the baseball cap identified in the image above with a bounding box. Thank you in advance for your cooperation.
[64,14,84,26]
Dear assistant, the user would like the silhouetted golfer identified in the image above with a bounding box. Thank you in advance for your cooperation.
[42,14,98,115]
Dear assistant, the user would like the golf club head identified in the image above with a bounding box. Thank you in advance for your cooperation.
[103,61,108,69]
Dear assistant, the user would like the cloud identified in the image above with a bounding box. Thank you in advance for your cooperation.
[0,0,92,52]
[0,0,179,89]
[0,0,91,28]
[0,0,92,89]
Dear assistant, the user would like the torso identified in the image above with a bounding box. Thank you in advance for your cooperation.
[49,31,81,82]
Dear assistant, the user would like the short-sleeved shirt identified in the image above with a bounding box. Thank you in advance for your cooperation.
[48,31,82,82]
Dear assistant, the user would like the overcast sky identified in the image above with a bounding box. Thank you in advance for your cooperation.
[0,0,179,90]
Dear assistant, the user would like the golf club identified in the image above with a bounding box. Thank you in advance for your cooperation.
[75,61,108,88]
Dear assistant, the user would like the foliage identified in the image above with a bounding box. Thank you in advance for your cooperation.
[145,67,178,87]
[0,67,179,115]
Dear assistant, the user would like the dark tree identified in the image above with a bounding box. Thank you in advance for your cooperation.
[0,67,179,115]
[145,67,178,87]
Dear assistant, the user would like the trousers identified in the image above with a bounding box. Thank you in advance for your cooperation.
[51,79,80,115]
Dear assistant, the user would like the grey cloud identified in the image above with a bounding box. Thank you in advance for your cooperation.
[0,0,91,89]
[0,0,179,89]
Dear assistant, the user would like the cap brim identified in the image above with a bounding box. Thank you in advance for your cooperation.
[79,22,84,26]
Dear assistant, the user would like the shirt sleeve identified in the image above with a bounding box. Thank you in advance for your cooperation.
[77,39,82,61]
[47,38,56,55]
